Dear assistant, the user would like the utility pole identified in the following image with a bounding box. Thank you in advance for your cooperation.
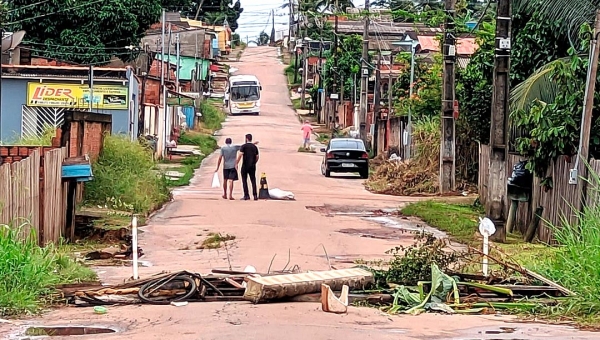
[288,0,294,52]
[331,0,339,126]
[300,45,307,109]
[167,24,172,82]
[294,47,300,83]
[358,0,370,143]
[440,0,457,192]
[161,9,167,158]
[574,11,600,210]
[373,54,382,154]
[270,9,276,46]
[486,0,512,243]
[176,33,180,92]
[387,52,395,151]
[317,39,324,120]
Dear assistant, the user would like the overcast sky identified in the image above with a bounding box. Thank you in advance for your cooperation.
[236,0,364,42]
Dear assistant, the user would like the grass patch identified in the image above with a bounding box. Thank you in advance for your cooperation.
[285,61,300,86]
[199,100,225,131]
[316,133,330,144]
[0,223,96,316]
[297,146,316,153]
[200,233,236,249]
[84,135,170,214]
[400,201,556,268]
[291,98,302,110]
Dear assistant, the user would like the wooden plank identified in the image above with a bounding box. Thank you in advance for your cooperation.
[30,150,40,237]
[0,163,10,226]
[243,268,374,303]
[478,145,490,207]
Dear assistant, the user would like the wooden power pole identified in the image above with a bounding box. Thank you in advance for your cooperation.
[440,0,457,192]
[486,0,512,243]
[358,0,370,143]
[575,11,600,210]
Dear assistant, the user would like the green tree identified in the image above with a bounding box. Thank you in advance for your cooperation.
[257,32,269,46]
[7,0,162,64]
[322,35,364,99]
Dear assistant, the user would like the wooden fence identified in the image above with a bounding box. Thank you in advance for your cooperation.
[479,145,597,243]
[0,147,67,244]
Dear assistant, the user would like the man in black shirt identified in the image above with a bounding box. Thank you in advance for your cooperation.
[236,134,260,200]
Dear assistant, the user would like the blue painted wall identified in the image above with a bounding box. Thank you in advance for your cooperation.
[0,77,135,143]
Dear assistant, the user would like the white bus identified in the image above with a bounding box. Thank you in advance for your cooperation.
[227,75,262,115]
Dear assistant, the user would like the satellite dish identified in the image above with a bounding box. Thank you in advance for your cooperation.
[2,30,26,52]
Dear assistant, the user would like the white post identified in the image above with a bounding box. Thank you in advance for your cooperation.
[482,234,489,277]
[478,217,496,277]
[132,215,139,280]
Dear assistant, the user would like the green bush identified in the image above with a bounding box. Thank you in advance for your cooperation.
[0,223,96,316]
[84,135,169,214]
[200,101,225,131]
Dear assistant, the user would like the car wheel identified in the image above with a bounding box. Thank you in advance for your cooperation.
[320,163,325,175]
[325,168,331,177]
[360,170,368,179]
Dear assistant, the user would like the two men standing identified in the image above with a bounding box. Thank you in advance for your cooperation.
[215,134,259,200]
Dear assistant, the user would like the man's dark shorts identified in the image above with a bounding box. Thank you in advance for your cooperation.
[223,168,238,181]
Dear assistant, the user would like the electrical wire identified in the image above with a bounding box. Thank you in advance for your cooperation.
[22,40,132,51]
[22,46,136,57]
[6,0,105,25]
[7,0,51,13]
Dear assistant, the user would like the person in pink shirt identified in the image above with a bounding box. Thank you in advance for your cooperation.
[301,120,313,149]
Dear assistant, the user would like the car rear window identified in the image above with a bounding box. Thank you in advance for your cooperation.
[330,140,365,150]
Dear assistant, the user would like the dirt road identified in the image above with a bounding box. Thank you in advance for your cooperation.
[3,47,597,340]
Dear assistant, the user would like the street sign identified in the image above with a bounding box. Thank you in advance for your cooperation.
[453,100,459,119]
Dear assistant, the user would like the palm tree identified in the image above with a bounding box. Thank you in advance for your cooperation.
[509,0,599,111]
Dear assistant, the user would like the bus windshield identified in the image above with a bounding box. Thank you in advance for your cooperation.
[230,85,260,101]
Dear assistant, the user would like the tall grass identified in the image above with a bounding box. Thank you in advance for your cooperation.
[535,170,600,320]
[200,101,225,131]
[12,127,55,146]
[84,135,170,214]
[0,222,96,316]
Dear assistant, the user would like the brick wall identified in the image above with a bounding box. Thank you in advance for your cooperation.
[0,129,62,165]
[149,59,176,80]
[30,57,78,66]
[67,120,107,160]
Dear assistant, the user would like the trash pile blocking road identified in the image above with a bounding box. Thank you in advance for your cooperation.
[57,263,571,315]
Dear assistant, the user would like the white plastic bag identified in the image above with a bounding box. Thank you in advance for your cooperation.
[211,172,220,188]
[268,188,295,200]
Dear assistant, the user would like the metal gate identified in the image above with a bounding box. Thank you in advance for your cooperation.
[21,106,66,139]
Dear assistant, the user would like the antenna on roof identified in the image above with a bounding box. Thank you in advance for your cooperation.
[2,31,25,52]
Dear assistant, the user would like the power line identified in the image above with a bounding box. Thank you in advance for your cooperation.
[22,47,135,57]
[6,0,105,25]
[7,0,51,13]
[22,40,132,51]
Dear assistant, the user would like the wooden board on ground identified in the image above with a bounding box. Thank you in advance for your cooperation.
[243,268,374,303]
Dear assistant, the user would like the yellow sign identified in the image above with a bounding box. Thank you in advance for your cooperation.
[237,102,254,108]
[27,83,129,110]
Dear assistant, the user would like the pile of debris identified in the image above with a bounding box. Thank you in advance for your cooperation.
[366,157,440,196]
[56,262,572,315]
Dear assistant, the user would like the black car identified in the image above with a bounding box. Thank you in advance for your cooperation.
[320,138,369,179]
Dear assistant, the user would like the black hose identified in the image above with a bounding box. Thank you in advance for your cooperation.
[138,275,198,305]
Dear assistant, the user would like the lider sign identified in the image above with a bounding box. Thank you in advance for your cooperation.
[27,83,129,110]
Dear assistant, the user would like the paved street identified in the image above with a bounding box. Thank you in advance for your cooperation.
[2,47,598,340]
